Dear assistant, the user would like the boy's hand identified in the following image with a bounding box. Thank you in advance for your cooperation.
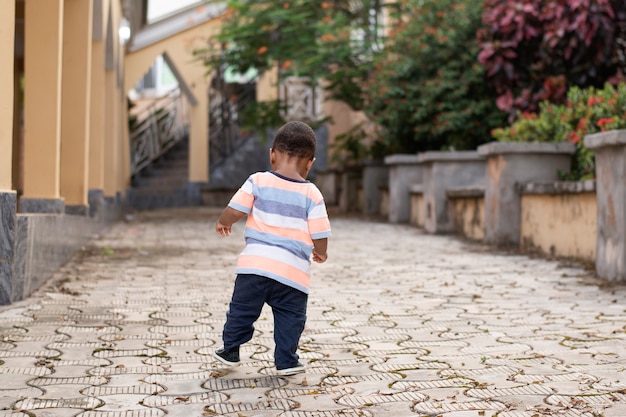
[312,249,327,263]
[216,221,232,237]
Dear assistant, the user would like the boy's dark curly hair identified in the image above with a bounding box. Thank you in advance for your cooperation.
[272,121,317,160]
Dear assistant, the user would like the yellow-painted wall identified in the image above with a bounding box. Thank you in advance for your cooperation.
[520,193,596,261]
[410,193,425,228]
[450,197,485,241]
[0,0,15,191]
[380,188,389,218]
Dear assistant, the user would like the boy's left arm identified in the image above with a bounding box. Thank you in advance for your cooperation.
[216,206,246,237]
[312,238,328,263]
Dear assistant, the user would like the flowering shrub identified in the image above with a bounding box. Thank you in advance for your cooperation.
[491,83,626,179]
[477,0,626,117]
[363,0,505,154]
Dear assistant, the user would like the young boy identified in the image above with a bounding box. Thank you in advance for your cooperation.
[213,121,331,376]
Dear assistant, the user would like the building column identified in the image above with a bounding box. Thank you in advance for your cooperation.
[0,0,15,191]
[21,0,65,213]
[89,0,106,216]
[0,0,17,305]
[60,0,93,215]
[103,0,119,199]
[104,69,120,198]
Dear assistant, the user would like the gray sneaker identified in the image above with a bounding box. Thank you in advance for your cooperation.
[277,362,305,376]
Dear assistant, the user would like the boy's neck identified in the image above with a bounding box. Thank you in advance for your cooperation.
[270,150,313,181]
[273,167,306,182]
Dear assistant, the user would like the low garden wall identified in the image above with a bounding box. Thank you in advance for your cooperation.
[323,130,626,283]
[519,181,596,262]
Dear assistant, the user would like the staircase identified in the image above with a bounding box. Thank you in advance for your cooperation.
[127,136,201,210]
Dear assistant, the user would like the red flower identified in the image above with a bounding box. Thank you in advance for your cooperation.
[597,117,615,131]
[568,131,581,144]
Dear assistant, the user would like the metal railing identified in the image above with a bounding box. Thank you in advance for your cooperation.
[129,88,189,176]
[208,74,257,173]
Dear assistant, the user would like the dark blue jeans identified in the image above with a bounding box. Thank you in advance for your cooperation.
[222,274,308,369]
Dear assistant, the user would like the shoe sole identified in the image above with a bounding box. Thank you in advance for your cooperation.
[276,366,305,376]
[213,351,240,366]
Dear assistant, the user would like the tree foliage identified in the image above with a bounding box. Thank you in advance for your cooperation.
[199,0,390,111]
[362,0,506,154]
[477,0,626,117]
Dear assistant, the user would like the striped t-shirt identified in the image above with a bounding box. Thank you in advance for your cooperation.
[228,171,331,294]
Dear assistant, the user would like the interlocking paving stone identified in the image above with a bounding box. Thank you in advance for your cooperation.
[0,349,60,358]
[202,375,288,390]
[54,358,110,366]
[14,397,103,409]
[141,391,227,406]
[29,376,109,386]
[0,366,52,376]
[5,333,69,342]
[77,409,165,417]
[466,384,556,398]
[205,398,298,413]
[1,209,626,416]
[391,377,475,390]
[282,410,374,417]
[82,384,165,396]
[412,399,508,414]
[89,366,165,376]
[337,391,428,406]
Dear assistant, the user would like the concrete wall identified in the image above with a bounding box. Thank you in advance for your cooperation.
[419,151,485,234]
[520,182,596,262]
[362,160,388,215]
[385,154,421,223]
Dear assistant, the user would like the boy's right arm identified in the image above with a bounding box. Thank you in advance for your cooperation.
[312,238,328,263]
[215,206,246,237]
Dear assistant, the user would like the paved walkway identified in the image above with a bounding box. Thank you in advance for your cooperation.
[1,207,626,417]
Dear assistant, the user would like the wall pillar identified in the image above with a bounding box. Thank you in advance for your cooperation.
[477,142,575,246]
[384,154,422,223]
[104,69,120,198]
[22,0,65,213]
[0,0,17,304]
[418,151,485,234]
[362,159,389,215]
[60,0,93,215]
[89,0,106,217]
[0,0,15,192]
[585,130,626,282]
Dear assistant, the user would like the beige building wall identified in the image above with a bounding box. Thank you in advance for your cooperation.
[520,193,597,262]
[125,18,221,183]
[0,0,15,191]
[23,0,64,199]
[257,66,278,102]
[322,100,369,165]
